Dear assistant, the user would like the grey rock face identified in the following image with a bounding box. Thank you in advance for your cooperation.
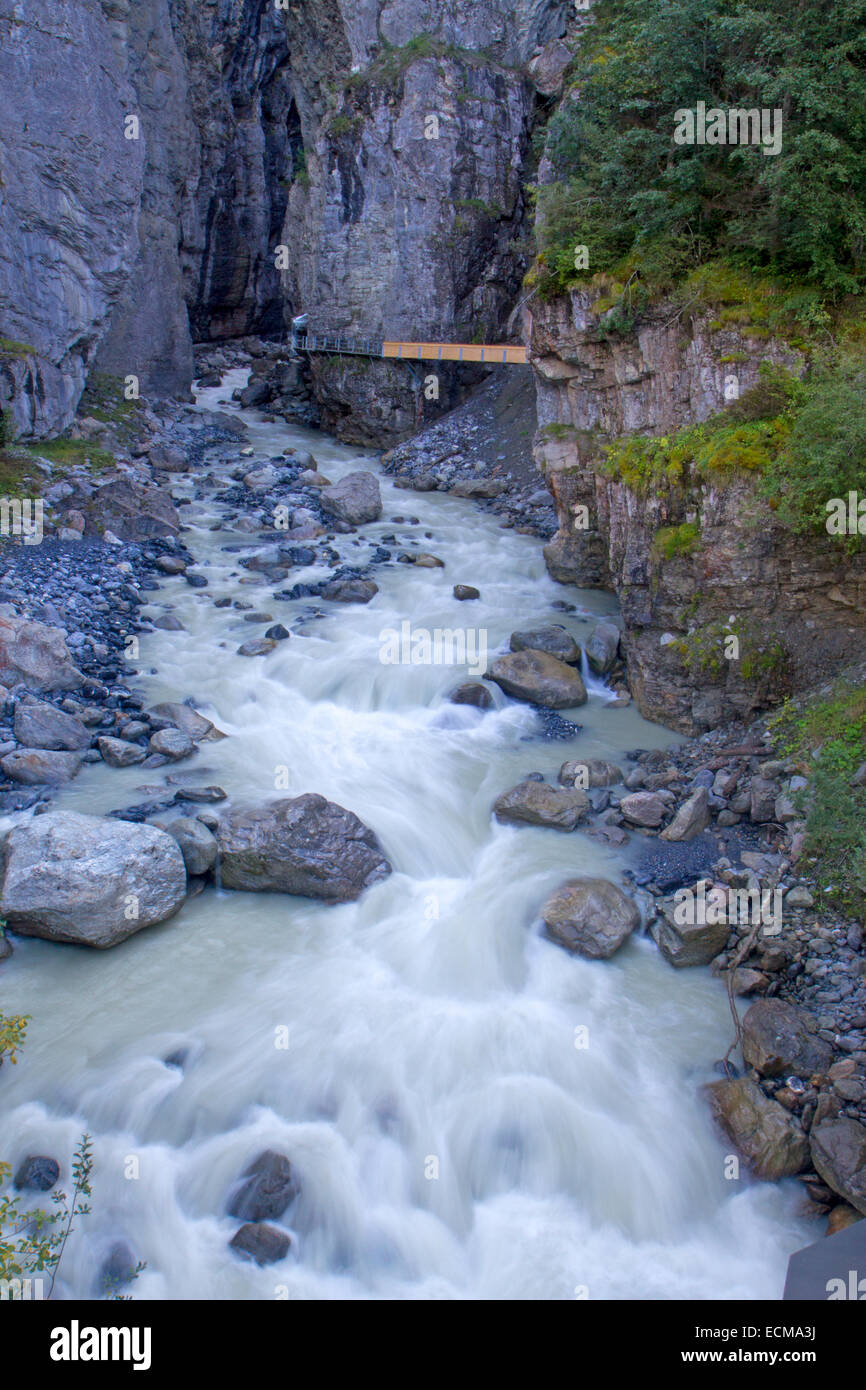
[0,0,145,435]
[217,793,392,902]
[1,810,187,947]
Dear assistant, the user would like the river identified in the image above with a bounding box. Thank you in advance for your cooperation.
[0,373,812,1299]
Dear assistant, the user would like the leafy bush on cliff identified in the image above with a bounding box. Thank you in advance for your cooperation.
[534,0,866,300]
[760,354,866,535]
[772,682,866,915]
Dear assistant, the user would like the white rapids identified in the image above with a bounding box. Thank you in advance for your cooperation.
[0,372,813,1300]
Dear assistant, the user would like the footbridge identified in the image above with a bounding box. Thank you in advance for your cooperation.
[289,316,528,366]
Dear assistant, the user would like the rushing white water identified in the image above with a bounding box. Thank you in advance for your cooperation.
[0,375,813,1300]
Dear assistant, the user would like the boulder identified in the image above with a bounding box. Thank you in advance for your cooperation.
[167,818,218,876]
[1,748,83,784]
[660,787,710,842]
[493,780,589,831]
[509,625,580,664]
[217,794,392,903]
[148,728,195,761]
[749,776,779,823]
[810,1118,866,1215]
[448,682,493,710]
[450,479,507,499]
[653,900,730,968]
[705,1077,809,1180]
[227,1151,298,1223]
[243,465,278,491]
[13,701,90,751]
[453,585,480,601]
[0,811,187,948]
[742,999,834,1078]
[97,736,147,768]
[487,649,587,709]
[558,758,624,788]
[229,1222,291,1265]
[237,638,277,657]
[620,791,666,828]
[148,703,223,742]
[321,578,378,604]
[319,471,382,526]
[0,616,84,691]
[14,1155,60,1191]
[539,877,640,960]
[584,621,620,675]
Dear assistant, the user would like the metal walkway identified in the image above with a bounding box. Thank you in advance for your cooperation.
[290,322,527,366]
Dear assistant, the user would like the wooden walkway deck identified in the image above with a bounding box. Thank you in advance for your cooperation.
[292,329,527,366]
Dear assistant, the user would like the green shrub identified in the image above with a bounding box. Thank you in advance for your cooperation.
[772,683,866,915]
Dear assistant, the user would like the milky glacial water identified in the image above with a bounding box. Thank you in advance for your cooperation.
[0,373,813,1300]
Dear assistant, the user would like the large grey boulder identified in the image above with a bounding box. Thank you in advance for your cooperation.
[539,877,640,959]
[0,617,84,691]
[509,626,580,664]
[584,621,620,675]
[705,1077,809,1180]
[493,781,589,831]
[13,701,90,752]
[810,1118,866,1215]
[487,650,587,709]
[742,999,833,1078]
[653,900,729,968]
[0,811,187,948]
[148,703,224,742]
[0,749,83,784]
[620,791,666,828]
[217,794,392,902]
[319,471,382,526]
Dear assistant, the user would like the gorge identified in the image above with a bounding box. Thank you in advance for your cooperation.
[1,0,865,1307]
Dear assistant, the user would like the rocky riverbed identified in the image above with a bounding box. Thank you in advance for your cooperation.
[1,351,863,1294]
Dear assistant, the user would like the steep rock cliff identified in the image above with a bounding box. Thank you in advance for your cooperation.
[529,292,866,733]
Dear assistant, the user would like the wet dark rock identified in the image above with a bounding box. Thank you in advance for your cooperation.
[227,1150,299,1223]
[14,1155,60,1191]
[217,793,392,903]
[448,682,493,710]
[229,1222,291,1266]
[509,625,580,664]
